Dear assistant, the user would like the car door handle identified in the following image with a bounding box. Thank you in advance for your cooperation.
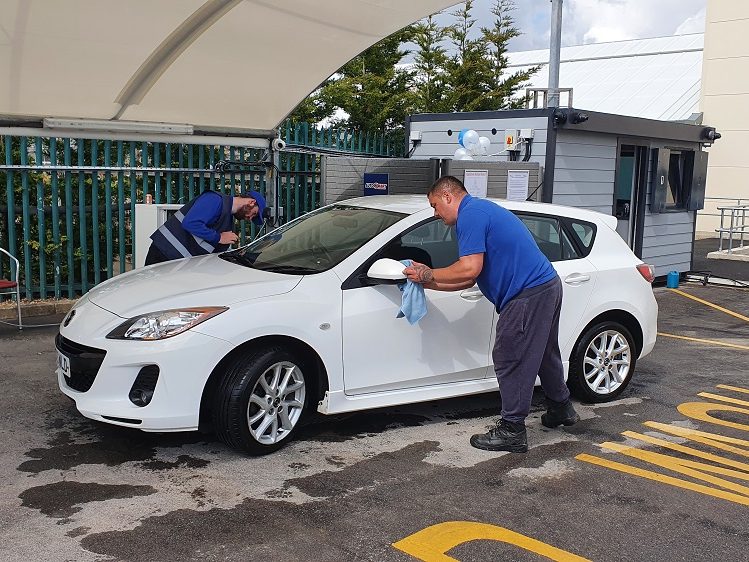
[460,288,484,301]
[564,273,591,285]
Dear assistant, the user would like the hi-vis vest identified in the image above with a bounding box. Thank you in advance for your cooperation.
[150,192,233,260]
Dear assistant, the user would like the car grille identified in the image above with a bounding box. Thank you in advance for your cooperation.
[56,334,106,392]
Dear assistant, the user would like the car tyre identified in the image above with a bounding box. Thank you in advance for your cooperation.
[568,321,637,403]
[213,346,308,455]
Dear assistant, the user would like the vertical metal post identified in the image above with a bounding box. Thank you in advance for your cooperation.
[64,139,73,297]
[548,0,563,108]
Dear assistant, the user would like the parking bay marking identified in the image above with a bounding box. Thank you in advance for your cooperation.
[392,521,590,562]
[577,384,749,507]
[668,288,749,323]
[657,332,749,351]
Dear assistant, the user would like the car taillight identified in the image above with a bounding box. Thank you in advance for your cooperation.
[636,263,655,283]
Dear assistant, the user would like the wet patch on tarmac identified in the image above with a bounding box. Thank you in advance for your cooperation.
[137,455,210,471]
[66,526,90,538]
[297,411,431,443]
[19,481,156,519]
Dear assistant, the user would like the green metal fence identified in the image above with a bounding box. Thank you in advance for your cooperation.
[0,122,399,301]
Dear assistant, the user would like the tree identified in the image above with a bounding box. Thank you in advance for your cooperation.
[479,0,540,110]
[411,15,450,114]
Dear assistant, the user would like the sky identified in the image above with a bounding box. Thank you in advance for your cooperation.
[436,0,707,51]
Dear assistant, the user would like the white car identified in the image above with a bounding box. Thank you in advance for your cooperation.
[56,195,658,454]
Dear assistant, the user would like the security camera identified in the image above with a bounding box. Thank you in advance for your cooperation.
[271,138,286,151]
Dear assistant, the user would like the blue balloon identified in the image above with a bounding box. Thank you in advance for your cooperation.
[458,128,469,148]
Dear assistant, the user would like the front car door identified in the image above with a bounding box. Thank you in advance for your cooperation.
[341,218,495,395]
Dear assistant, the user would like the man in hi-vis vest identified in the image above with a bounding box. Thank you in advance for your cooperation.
[145,190,267,265]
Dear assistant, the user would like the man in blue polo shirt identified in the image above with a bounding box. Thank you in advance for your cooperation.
[145,190,266,265]
[404,176,579,453]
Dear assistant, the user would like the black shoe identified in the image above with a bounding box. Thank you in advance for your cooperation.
[470,419,528,453]
[541,399,580,428]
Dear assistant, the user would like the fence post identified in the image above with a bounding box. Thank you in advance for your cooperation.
[63,139,74,297]
[50,137,61,298]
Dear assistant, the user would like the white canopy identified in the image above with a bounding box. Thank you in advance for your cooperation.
[1,0,457,136]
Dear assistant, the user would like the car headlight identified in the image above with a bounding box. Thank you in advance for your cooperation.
[106,307,228,340]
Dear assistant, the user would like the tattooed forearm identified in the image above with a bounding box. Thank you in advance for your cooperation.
[413,264,434,283]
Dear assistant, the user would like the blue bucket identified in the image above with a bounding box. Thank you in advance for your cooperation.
[666,271,679,288]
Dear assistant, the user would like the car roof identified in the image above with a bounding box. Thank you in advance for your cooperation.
[340,194,615,226]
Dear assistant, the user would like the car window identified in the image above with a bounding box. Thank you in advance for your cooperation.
[220,205,405,273]
[570,221,594,249]
[516,214,579,262]
[380,219,458,269]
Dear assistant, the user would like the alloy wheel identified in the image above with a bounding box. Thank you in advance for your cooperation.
[246,361,306,445]
[582,329,631,395]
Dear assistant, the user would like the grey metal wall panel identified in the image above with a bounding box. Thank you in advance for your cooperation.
[409,116,549,170]
[444,161,541,200]
[551,131,617,216]
[321,157,435,205]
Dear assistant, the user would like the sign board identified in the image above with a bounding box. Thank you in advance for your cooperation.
[463,169,488,198]
[507,170,530,201]
[363,173,389,196]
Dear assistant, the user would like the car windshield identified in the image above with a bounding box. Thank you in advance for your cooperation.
[220,205,406,274]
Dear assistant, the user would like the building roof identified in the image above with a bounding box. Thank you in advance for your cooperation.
[508,34,704,121]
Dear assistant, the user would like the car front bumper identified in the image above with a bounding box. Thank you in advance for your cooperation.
[57,297,233,432]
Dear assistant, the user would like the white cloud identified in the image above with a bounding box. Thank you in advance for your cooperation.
[463,0,706,50]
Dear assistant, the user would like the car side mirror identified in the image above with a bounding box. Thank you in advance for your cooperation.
[366,258,406,284]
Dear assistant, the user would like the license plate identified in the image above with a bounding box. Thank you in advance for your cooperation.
[57,350,71,379]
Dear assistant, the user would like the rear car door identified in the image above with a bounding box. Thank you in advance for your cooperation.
[513,213,599,356]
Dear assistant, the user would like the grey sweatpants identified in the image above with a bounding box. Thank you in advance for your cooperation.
[492,275,570,424]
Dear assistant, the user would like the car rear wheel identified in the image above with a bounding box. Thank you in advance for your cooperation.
[213,346,308,455]
[568,321,637,403]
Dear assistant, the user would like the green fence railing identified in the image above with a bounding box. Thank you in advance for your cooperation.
[0,122,399,301]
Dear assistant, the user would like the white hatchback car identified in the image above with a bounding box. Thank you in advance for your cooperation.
[56,195,657,454]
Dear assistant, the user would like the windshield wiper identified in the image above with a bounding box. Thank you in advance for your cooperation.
[262,265,319,275]
[218,252,255,267]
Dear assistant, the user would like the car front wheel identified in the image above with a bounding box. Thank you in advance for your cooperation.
[568,321,637,403]
[213,346,308,455]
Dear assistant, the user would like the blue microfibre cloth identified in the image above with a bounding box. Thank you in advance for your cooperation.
[397,259,427,324]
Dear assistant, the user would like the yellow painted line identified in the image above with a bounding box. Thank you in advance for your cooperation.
[392,521,590,562]
[669,288,749,323]
[657,332,749,351]
[678,401,749,432]
[698,392,749,408]
[621,430,749,473]
[599,441,749,496]
[643,421,749,457]
[576,453,749,506]
[718,384,749,395]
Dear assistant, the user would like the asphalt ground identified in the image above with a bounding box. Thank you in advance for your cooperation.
[1,283,748,562]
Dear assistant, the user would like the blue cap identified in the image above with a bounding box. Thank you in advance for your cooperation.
[244,190,267,226]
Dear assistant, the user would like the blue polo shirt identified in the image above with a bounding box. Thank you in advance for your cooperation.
[456,195,557,311]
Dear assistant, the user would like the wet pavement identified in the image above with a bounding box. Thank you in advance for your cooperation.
[1,284,748,561]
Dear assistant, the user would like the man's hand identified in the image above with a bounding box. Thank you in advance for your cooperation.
[219,231,239,245]
[403,261,434,284]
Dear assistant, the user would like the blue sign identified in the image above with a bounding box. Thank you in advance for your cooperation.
[363,173,389,196]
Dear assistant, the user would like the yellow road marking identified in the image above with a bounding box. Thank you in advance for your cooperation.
[678,401,749,432]
[718,384,749,395]
[698,392,749,408]
[669,288,749,323]
[657,332,749,351]
[600,441,749,496]
[576,453,749,506]
[621,430,749,472]
[392,521,590,562]
[642,421,749,457]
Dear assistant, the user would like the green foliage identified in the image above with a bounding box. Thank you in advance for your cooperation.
[289,0,537,126]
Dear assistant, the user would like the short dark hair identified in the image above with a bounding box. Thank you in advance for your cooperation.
[428,175,467,197]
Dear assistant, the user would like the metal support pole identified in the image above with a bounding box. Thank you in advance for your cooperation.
[548,0,563,108]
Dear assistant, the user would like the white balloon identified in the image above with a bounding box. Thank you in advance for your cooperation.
[462,129,479,150]
[468,142,483,156]
[479,136,491,156]
[453,147,469,159]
